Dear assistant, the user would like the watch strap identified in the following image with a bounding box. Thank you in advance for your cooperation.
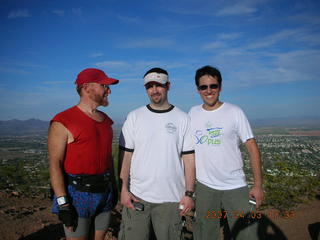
[57,196,68,206]
[185,191,195,198]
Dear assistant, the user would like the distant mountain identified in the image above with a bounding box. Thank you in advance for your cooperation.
[0,119,123,136]
[0,116,319,136]
[251,116,320,128]
[0,119,49,136]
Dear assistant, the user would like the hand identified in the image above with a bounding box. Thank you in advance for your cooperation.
[120,189,140,210]
[179,196,194,216]
[249,185,264,208]
[58,204,78,232]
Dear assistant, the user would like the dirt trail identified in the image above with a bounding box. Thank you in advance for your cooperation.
[0,191,319,240]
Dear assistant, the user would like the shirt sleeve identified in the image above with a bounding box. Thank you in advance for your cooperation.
[182,114,195,154]
[119,112,135,152]
[236,107,254,143]
[51,109,80,140]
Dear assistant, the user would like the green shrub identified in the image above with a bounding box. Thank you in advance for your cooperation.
[263,161,320,212]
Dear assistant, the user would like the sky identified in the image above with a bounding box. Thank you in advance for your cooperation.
[1,0,320,122]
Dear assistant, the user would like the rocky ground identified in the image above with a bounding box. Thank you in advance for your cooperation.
[0,190,319,240]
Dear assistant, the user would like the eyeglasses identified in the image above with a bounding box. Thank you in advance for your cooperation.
[197,84,219,91]
[145,83,167,90]
[100,84,110,90]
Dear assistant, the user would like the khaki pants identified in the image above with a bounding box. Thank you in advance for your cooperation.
[193,182,258,240]
[118,199,182,240]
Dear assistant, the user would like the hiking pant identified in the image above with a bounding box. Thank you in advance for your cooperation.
[118,199,182,240]
[193,182,258,240]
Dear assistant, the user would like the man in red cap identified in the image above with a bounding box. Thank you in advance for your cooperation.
[48,68,119,240]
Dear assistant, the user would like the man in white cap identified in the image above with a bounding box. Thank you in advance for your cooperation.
[118,67,196,240]
[48,68,119,240]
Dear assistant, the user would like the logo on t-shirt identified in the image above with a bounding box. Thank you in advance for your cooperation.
[166,123,177,134]
[194,126,222,145]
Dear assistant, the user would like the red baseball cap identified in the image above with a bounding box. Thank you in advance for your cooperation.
[75,68,119,86]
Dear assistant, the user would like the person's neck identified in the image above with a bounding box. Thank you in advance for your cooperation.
[202,101,223,111]
[77,101,99,116]
[149,102,171,111]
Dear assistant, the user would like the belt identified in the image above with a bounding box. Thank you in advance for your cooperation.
[67,172,111,193]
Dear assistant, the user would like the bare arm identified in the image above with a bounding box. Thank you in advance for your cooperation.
[183,153,196,192]
[48,121,69,197]
[245,138,264,208]
[48,122,79,232]
[119,150,138,209]
[180,153,196,215]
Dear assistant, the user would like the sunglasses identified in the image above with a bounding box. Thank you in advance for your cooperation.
[145,83,167,90]
[100,84,110,89]
[198,84,219,91]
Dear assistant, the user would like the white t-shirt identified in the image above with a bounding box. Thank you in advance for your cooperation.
[188,103,254,190]
[120,105,194,203]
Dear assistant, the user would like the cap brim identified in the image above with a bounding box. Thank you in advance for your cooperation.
[101,77,119,85]
[144,80,164,85]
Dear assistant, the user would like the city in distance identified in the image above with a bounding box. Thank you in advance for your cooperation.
[1,116,320,136]
[0,117,319,210]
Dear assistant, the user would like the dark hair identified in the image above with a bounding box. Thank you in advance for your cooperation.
[195,65,222,87]
[144,67,168,77]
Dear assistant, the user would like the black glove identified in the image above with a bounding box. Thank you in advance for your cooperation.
[58,204,78,231]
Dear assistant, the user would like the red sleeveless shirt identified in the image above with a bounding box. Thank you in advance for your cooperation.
[51,106,113,175]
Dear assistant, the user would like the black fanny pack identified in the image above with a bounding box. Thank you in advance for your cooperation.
[67,172,111,193]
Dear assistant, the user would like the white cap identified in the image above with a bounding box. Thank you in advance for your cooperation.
[144,72,169,85]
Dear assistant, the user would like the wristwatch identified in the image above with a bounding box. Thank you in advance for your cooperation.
[56,196,68,206]
[185,191,195,198]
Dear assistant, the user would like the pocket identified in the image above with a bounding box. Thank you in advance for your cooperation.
[169,221,182,240]
[118,222,126,240]
[169,211,183,240]
[118,207,129,240]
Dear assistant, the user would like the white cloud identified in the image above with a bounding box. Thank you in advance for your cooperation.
[117,15,140,24]
[203,41,227,50]
[203,33,242,49]
[247,29,301,49]
[95,60,190,72]
[95,61,129,69]
[203,27,318,55]
[90,53,104,58]
[217,4,257,16]
[120,38,174,48]
[52,9,65,17]
[295,32,320,47]
[0,67,30,75]
[288,13,320,26]
[273,50,320,81]
[43,81,70,84]
[220,49,320,87]
[218,32,242,40]
[8,9,31,19]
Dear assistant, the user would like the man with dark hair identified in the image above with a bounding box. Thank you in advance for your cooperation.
[48,68,119,240]
[118,67,196,240]
[189,65,263,240]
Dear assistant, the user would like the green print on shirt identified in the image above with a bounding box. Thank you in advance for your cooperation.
[195,127,223,146]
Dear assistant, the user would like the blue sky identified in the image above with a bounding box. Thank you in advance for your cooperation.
[1,0,320,122]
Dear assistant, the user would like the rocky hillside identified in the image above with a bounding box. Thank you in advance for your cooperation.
[0,190,319,240]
